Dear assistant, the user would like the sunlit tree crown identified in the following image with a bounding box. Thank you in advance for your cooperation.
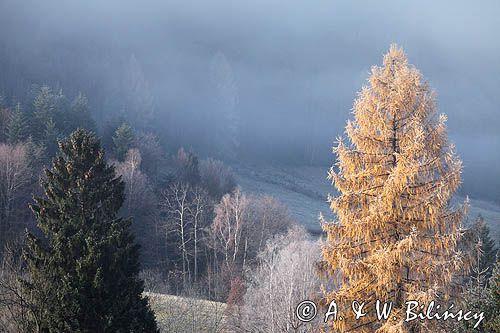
[321,44,469,333]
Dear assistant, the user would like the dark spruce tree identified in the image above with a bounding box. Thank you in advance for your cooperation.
[112,122,134,161]
[474,215,498,282]
[460,259,500,332]
[7,103,30,144]
[24,128,158,332]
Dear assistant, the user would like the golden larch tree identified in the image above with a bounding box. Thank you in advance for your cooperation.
[321,45,469,333]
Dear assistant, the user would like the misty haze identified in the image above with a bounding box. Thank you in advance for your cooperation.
[1,1,499,198]
[0,1,498,332]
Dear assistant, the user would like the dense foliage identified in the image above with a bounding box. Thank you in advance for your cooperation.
[24,129,158,332]
[321,45,470,332]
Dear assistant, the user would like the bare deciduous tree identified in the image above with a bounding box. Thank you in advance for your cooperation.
[0,143,33,246]
[199,158,236,200]
[234,226,323,333]
[114,148,159,266]
[0,240,39,332]
[188,186,210,283]
[114,148,152,215]
[246,195,293,257]
[173,148,200,185]
[161,183,193,288]
[209,190,294,301]
[160,182,212,287]
[211,188,250,271]
[133,131,164,180]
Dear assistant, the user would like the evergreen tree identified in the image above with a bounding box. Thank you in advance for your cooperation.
[470,215,498,284]
[61,93,96,135]
[460,259,500,332]
[101,115,126,152]
[32,85,56,142]
[24,129,158,332]
[320,45,468,332]
[486,261,500,331]
[43,117,60,156]
[7,103,29,144]
[112,122,134,161]
[24,136,47,171]
[31,85,76,147]
[53,88,71,126]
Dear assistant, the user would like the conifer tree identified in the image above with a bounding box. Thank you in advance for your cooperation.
[59,92,95,135]
[7,103,29,144]
[112,122,134,161]
[43,117,59,156]
[485,261,500,331]
[24,129,158,332]
[320,45,469,332]
[460,259,500,332]
[470,215,498,283]
[32,85,56,142]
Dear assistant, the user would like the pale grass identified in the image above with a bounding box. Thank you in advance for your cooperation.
[146,292,228,333]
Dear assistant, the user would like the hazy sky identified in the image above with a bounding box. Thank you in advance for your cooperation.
[0,0,499,200]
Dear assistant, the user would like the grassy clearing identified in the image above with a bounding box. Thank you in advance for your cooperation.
[146,292,228,333]
[234,164,500,241]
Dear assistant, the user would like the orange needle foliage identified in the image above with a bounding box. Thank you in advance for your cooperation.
[320,45,470,333]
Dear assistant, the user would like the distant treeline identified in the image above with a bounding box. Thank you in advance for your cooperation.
[0,83,303,303]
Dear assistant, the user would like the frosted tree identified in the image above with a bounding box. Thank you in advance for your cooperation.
[212,188,250,271]
[199,158,236,200]
[236,226,322,333]
[7,103,29,144]
[112,122,134,161]
[114,148,159,266]
[114,148,151,216]
[32,85,56,142]
[0,143,33,246]
[320,45,469,333]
